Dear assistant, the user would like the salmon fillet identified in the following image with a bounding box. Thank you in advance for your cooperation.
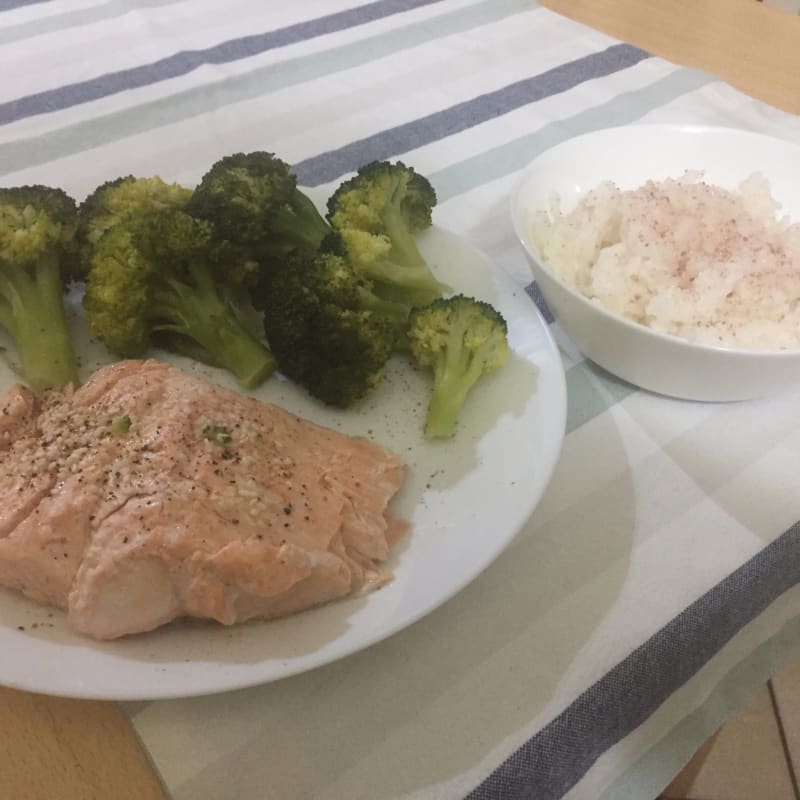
[0,360,407,640]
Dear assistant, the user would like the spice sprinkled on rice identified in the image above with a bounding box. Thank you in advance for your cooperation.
[532,172,800,349]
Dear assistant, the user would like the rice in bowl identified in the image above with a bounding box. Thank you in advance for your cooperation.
[531,172,800,349]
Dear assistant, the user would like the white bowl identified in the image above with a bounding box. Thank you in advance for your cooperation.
[510,123,800,402]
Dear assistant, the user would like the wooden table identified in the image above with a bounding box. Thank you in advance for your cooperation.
[1,1,798,797]
[540,0,800,114]
[0,690,165,799]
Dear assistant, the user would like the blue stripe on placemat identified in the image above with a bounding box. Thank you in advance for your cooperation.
[0,0,530,176]
[430,66,712,204]
[0,0,445,126]
[292,43,649,185]
[525,282,554,324]
[466,520,800,800]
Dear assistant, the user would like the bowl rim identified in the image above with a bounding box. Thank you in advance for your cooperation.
[509,123,800,361]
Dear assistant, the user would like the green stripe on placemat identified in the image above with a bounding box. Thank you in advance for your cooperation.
[292,42,648,185]
[565,361,637,434]
[0,0,185,46]
[430,66,713,203]
[0,0,450,127]
[0,0,531,175]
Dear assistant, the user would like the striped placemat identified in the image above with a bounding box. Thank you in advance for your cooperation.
[3,2,800,798]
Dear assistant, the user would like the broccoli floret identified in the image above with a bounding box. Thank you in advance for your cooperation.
[83,208,276,389]
[309,247,413,334]
[326,160,447,306]
[77,175,192,270]
[254,251,398,407]
[407,295,510,439]
[0,185,80,392]
[186,152,330,270]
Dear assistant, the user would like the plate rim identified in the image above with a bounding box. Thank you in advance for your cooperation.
[0,226,566,700]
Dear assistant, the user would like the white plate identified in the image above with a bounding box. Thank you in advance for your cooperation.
[511,123,800,401]
[0,226,566,700]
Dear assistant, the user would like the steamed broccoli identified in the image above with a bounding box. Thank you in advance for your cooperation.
[83,208,276,389]
[186,152,330,270]
[326,160,447,307]
[407,295,509,439]
[0,185,80,392]
[254,251,401,407]
[77,175,192,270]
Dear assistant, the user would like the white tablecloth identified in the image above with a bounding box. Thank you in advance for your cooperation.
[4,1,800,797]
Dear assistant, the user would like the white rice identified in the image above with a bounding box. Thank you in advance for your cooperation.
[531,172,800,349]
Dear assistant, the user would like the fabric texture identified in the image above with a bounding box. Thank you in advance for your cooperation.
[3,1,800,798]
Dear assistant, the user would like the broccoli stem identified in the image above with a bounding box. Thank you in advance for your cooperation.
[0,254,78,392]
[384,203,428,268]
[424,347,484,439]
[356,288,412,350]
[358,288,409,325]
[369,280,442,310]
[366,259,443,292]
[425,377,471,438]
[371,206,447,302]
[152,264,276,389]
[270,192,330,254]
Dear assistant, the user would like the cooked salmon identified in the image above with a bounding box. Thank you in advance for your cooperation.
[0,360,407,640]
